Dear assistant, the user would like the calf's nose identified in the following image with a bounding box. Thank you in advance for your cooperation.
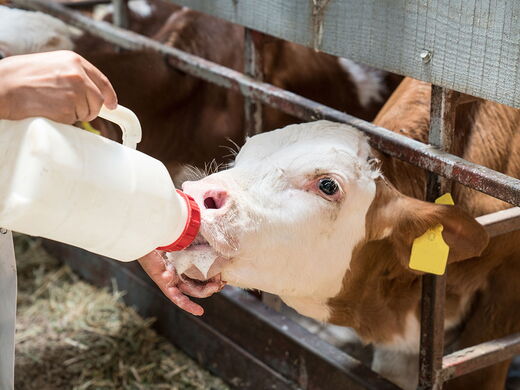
[182,181,229,211]
[203,190,228,210]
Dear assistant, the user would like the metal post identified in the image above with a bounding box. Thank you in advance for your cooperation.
[112,0,129,29]
[244,28,263,137]
[418,86,459,390]
[243,28,282,311]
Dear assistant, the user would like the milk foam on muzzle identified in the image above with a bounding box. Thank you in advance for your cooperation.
[164,232,222,281]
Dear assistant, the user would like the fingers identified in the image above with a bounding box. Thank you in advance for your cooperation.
[138,251,205,316]
[138,251,171,282]
[165,285,204,316]
[73,86,91,123]
[58,53,117,122]
[82,76,106,122]
[81,56,118,110]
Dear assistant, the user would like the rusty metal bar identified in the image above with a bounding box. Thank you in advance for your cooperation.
[243,28,263,137]
[418,274,446,390]
[418,86,458,390]
[441,333,520,381]
[13,0,520,208]
[476,207,520,238]
[427,88,458,173]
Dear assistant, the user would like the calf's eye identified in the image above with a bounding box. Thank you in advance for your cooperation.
[318,177,339,196]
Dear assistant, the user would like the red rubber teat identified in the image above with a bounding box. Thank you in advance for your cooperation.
[157,190,200,251]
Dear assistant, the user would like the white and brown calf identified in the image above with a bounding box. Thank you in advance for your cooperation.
[168,78,520,390]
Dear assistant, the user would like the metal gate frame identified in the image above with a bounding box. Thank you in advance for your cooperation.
[12,0,520,388]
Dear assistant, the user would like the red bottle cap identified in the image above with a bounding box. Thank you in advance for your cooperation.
[157,190,200,252]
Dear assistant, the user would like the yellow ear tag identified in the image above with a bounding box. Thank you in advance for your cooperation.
[435,193,455,206]
[408,193,455,275]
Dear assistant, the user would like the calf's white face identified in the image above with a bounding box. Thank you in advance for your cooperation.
[168,121,379,320]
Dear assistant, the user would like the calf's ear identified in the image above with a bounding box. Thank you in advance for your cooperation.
[367,181,490,271]
[389,196,489,268]
[435,204,490,263]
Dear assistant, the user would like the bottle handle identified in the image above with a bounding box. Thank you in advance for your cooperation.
[97,105,142,150]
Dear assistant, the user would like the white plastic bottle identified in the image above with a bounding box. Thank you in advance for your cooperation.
[0,105,200,261]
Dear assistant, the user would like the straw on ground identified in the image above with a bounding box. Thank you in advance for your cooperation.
[14,234,229,390]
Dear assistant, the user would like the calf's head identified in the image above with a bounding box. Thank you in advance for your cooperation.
[167,121,488,324]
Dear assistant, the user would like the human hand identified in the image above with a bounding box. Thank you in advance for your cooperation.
[0,50,117,123]
[138,250,224,316]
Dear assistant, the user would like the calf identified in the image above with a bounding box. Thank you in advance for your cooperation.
[167,78,520,390]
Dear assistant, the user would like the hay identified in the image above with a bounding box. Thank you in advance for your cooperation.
[14,234,229,390]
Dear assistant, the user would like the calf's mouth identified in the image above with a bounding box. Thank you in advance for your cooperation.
[186,233,212,249]
[164,231,229,295]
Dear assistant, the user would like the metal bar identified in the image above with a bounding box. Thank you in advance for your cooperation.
[112,0,128,29]
[243,28,263,137]
[427,88,459,170]
[476,207,520,238]
[418,86,458,390]
[418,274,446,390]
[441,333,520,381]
[12,0,520,208]
[243,28,283,311]
[43,240,402,390]
[60,0,112,9]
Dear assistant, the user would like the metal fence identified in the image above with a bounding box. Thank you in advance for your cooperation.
[13,0,520,388]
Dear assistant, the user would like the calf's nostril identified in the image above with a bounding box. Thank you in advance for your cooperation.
[204,196,218,209]
[202,190,227,210]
